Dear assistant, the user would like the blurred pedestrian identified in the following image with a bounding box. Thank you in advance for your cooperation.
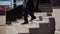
[22,0,36,24]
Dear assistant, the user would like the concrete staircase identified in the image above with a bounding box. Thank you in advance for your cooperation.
[6,12,55,34]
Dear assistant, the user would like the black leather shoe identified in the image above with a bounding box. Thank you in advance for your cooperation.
[21,22,28,25]
[6,21,12,25]
[30,16,36,21]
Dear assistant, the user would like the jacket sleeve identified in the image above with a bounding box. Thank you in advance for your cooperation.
[22,0,28,8]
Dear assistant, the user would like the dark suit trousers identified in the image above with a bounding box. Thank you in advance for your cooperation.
[23,8,34,23]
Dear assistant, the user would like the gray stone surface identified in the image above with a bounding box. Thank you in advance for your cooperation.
[52,7,60,34]
[0,15,6,25]
[53,7,60,30]
[0,26,6,34]
[0,15,6,34]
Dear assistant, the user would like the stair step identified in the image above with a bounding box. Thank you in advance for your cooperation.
[32,20,49,24]
[0,15,6,25]
[43,16,53,18]
[22,23,39,28]
[39,3,50,5]
[47,13,52,16]
[28,17,50,23]
[11,19,50,33]
[43,16,53,21]
[17,17,49,24]
[34,12,52,17]
[0,26,6,34]
[55,31,60,34]
[34,13,47,17]
[7,13,53,34]
[33,17,54,24]
[39,8,51,11]
[6,25,18,34]
[43,17,49,21]
[39,4,51,7]
[12,23,29,33]
[39,7,52,9]
[29,28,40,34]
[39,8,52,11]
[12,21,39,28]
[17,18,49,24]
[28,23,51,34]
[34,14,47,17]
[11,21,40,33]
[12,21,40,33]
[39,5,51,7]
[33,16,49,21]
[39,7,51,8]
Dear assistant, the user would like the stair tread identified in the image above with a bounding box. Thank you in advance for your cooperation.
[29,28,40,34]
[43,16,54,18]
[32,20,49,23]
[22,23,39,28]
[12,23,29,33]
[12,22,39,28]
[17,19,49,24]
[6,25,18,34]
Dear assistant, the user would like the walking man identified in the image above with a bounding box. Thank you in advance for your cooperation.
[22,0,36,24]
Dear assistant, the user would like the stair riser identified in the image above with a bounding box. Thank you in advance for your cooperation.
[43,17,49,22]
[34,15,47,17]
[38,4,52,11]
[55,31,60,34]
[38,8,52,11]
[39,6,51,8]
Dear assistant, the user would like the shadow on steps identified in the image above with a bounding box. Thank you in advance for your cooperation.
[29,23,50,34]
[29,18,55,34]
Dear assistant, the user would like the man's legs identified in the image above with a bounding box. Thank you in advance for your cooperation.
[29,10,36,21]
[22,9,28,24]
